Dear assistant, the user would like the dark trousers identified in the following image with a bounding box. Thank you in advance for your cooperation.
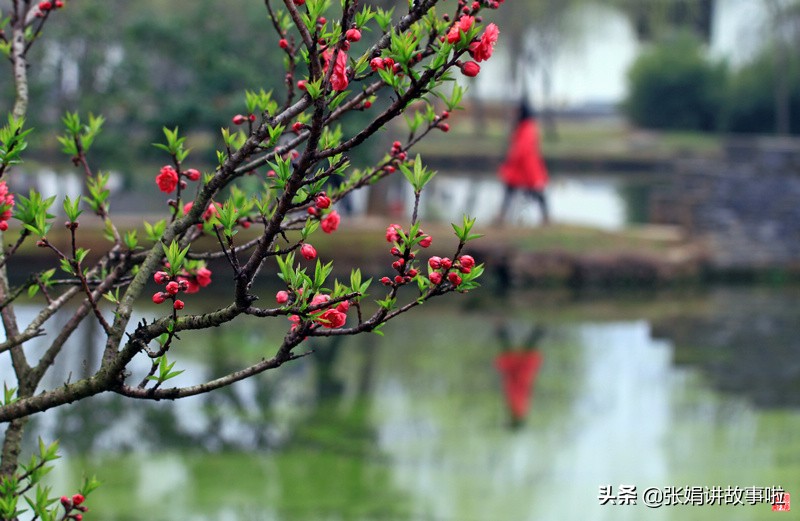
[499,185,549,223]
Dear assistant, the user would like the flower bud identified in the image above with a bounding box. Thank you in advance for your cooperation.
[300,243,317,260]
[72,494,85,506]
[232,114,246,125]
[165,281,180,295]
[460,61,481,77]
[448,272,463,286]
[279,38,289,49]
[154,271,170,285]
[185,168,201,181]
[173,299,185,310]
[440,257,452,270]
[429,272,443,284]
[315,194,331,209]
[459,255,475,269]
[428,256,442,269]
[345,28,361,42]
[276,291,289,304]
[380,276,392,286]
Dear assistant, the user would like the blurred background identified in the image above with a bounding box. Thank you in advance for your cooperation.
[1,0,800,519]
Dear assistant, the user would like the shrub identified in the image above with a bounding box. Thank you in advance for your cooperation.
[723,49,800,135]
[624,32,727,131]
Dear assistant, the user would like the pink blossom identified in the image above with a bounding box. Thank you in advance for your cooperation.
[316,308,347,328]
[446,15,474,44]
[156,165,179,193]
[386,223,403,243]
[469,23,499,62]
[331,51,349,91]
[301,243,317,260]
[321,210,340,234]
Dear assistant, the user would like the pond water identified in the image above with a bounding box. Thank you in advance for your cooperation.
[410,173,660,230]
[7,285,800,520]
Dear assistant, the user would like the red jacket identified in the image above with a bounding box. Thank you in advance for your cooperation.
[499,119,549,190]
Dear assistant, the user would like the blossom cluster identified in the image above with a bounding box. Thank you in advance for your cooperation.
[380,223,432,287]
[36,0,65,15]
[427,254,474,287]
[152,265,212,310]
[59,493,88,520]
[277,290,350,330]
[155,165,201,194]
[0,181,15,232]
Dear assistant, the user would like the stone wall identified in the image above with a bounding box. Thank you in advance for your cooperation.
[651,148,800,270]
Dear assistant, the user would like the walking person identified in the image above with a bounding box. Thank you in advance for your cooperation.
[496,100,550,225]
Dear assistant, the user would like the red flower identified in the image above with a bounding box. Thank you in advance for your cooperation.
[316,308,346,328]
[196,267,212,287]
[448,272,462,286]
[331,51,349,92]
[203,202,221,221]
[469,23,499,62]
[276,290,289,304]
[370,58,384,71]
[301,243,317,260]
[180,276,200,294]
[156,166,179,193]
[184,168,201,181]
[446,15,474,44]
[315,193,331,209]
[165,281,180,295]
[460,61,480,77]
[345,28,361,42]
[336,300,350,313]
[385,223,403,243]
[321,210,340,234]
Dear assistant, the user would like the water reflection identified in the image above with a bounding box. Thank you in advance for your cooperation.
[417,173,658,229]
[494,322,545,428]
[7,287,800,520]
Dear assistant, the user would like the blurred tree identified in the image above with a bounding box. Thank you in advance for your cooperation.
[603,0,715,43]
[624,32,726,131]
[488,0,584,139]
[724,47,800,135]
[762,0,800,134]
[1,0,285,167]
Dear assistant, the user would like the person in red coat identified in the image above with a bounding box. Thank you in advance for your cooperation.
[497,100,550,224]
